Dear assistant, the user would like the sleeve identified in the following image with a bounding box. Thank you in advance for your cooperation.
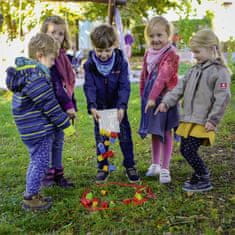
[148,53,179,101]
[25,74,70,130]
[83,63,97,112]
[139,53,148,96]
[50,69,75,111]
[117,59,130,109]
[207,68,231,126]
[162,70,190,108]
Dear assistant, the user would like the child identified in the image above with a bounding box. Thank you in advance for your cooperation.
[138,16,179,183]
[41,16,77,187]
[157,29,231,192]
[6,33,71,211]
[83,24,140,183]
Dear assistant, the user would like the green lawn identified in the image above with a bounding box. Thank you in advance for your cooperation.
[0,82,234,234]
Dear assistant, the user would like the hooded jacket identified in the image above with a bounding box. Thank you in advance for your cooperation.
[162,59,231,126]
[83,49,130,112]
[6,57,70,141]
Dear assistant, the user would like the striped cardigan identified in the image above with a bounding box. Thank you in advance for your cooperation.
[6,59,70,141]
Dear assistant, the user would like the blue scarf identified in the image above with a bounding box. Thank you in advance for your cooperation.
[91,51,115,76]
[15,57,50,76]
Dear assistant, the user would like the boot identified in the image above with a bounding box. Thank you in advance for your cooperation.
[22,194,52,211]
[54,167,74,188]
[41,168,56,187]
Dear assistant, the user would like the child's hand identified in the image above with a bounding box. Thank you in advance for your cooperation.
[155,103,168,114]
[117,109,125,123]
[66,108,76,121]
[205,121,216,132]
[90,108,100,122]
[144,99,156,113]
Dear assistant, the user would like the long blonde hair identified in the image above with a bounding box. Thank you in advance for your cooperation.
[40,15,71,50]
[144,16,173,44]
[190,29,227,68]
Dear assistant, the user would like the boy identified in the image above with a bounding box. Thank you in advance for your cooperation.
[83,24,140,183]
[6,33,71,211]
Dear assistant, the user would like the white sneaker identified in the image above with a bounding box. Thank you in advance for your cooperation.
[160,169,171,184]
[145,164,161,176]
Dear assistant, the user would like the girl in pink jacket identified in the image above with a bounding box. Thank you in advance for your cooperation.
[138,16,179,183]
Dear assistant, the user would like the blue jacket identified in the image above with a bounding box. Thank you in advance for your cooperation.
[6,57,70,141]
[83,49,130,112]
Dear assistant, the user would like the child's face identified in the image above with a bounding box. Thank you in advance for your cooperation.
[46,23,65,48]
[94,47,114,61]
[192,47,214,64]
[37,53,56,68]
[148,24,169,50]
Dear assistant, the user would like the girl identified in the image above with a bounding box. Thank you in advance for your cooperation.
[157,29,231,192]
[138,16,179,184]
[41,16,77,188]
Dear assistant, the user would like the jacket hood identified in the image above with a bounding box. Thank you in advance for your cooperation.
[6,57,35,92]
[6,57,49,92]
[6,66,27,92]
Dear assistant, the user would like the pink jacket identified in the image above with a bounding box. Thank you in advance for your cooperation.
[140,48,179,100]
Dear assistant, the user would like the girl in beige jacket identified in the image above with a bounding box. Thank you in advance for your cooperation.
[157,29,231,192]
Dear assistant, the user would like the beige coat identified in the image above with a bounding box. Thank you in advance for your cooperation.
[162,60,231,126]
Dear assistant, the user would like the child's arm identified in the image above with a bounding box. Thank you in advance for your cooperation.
[206,68,231,126]
[160,69,190,108]
[117,60,130,110]
[148,53,179,101]
[139,52,148,96]
[83,63,97,112]
[25,73,70,130]
[51,70,75,111]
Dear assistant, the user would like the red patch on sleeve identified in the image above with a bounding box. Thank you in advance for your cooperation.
[220,83,227,89]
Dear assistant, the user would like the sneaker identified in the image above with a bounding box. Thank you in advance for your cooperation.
[126,167,140,183]
[160,169,171,184]
[54,168,74,188]
[182,173,213,192]
[145,164,161,176]
[22,194,52,211]
[41,168,56,187]
[96,170,109,183]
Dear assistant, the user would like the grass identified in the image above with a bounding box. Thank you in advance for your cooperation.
[0,80,234,234]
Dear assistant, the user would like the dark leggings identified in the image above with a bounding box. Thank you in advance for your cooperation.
[180,136,208,175]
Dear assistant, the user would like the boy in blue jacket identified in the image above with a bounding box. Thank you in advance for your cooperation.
[83,24,140,183]
[6,33,70,211]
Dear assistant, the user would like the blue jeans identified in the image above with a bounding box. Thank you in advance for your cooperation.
[23,134,53,196]
[94,112,135,169]
[51,129,64,168]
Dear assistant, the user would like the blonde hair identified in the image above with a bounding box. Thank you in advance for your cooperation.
[144,16,173,43]
[190,29,227,67]
[28,33,59,60]
[41,15,71,50]
[90,24,119,48]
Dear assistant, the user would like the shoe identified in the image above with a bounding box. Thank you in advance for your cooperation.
[126,167,140,183]
[22,194,52,211]
[160,169,171,184]
[182,173,213,192]
[96,170,109,183]
[54,168,74,188]
[145,164,161,176]
[41,168,56,187]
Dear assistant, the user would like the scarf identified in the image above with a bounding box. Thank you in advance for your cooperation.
[146,43,171,74]
[91,51,115,76]
[55,48,76,98]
